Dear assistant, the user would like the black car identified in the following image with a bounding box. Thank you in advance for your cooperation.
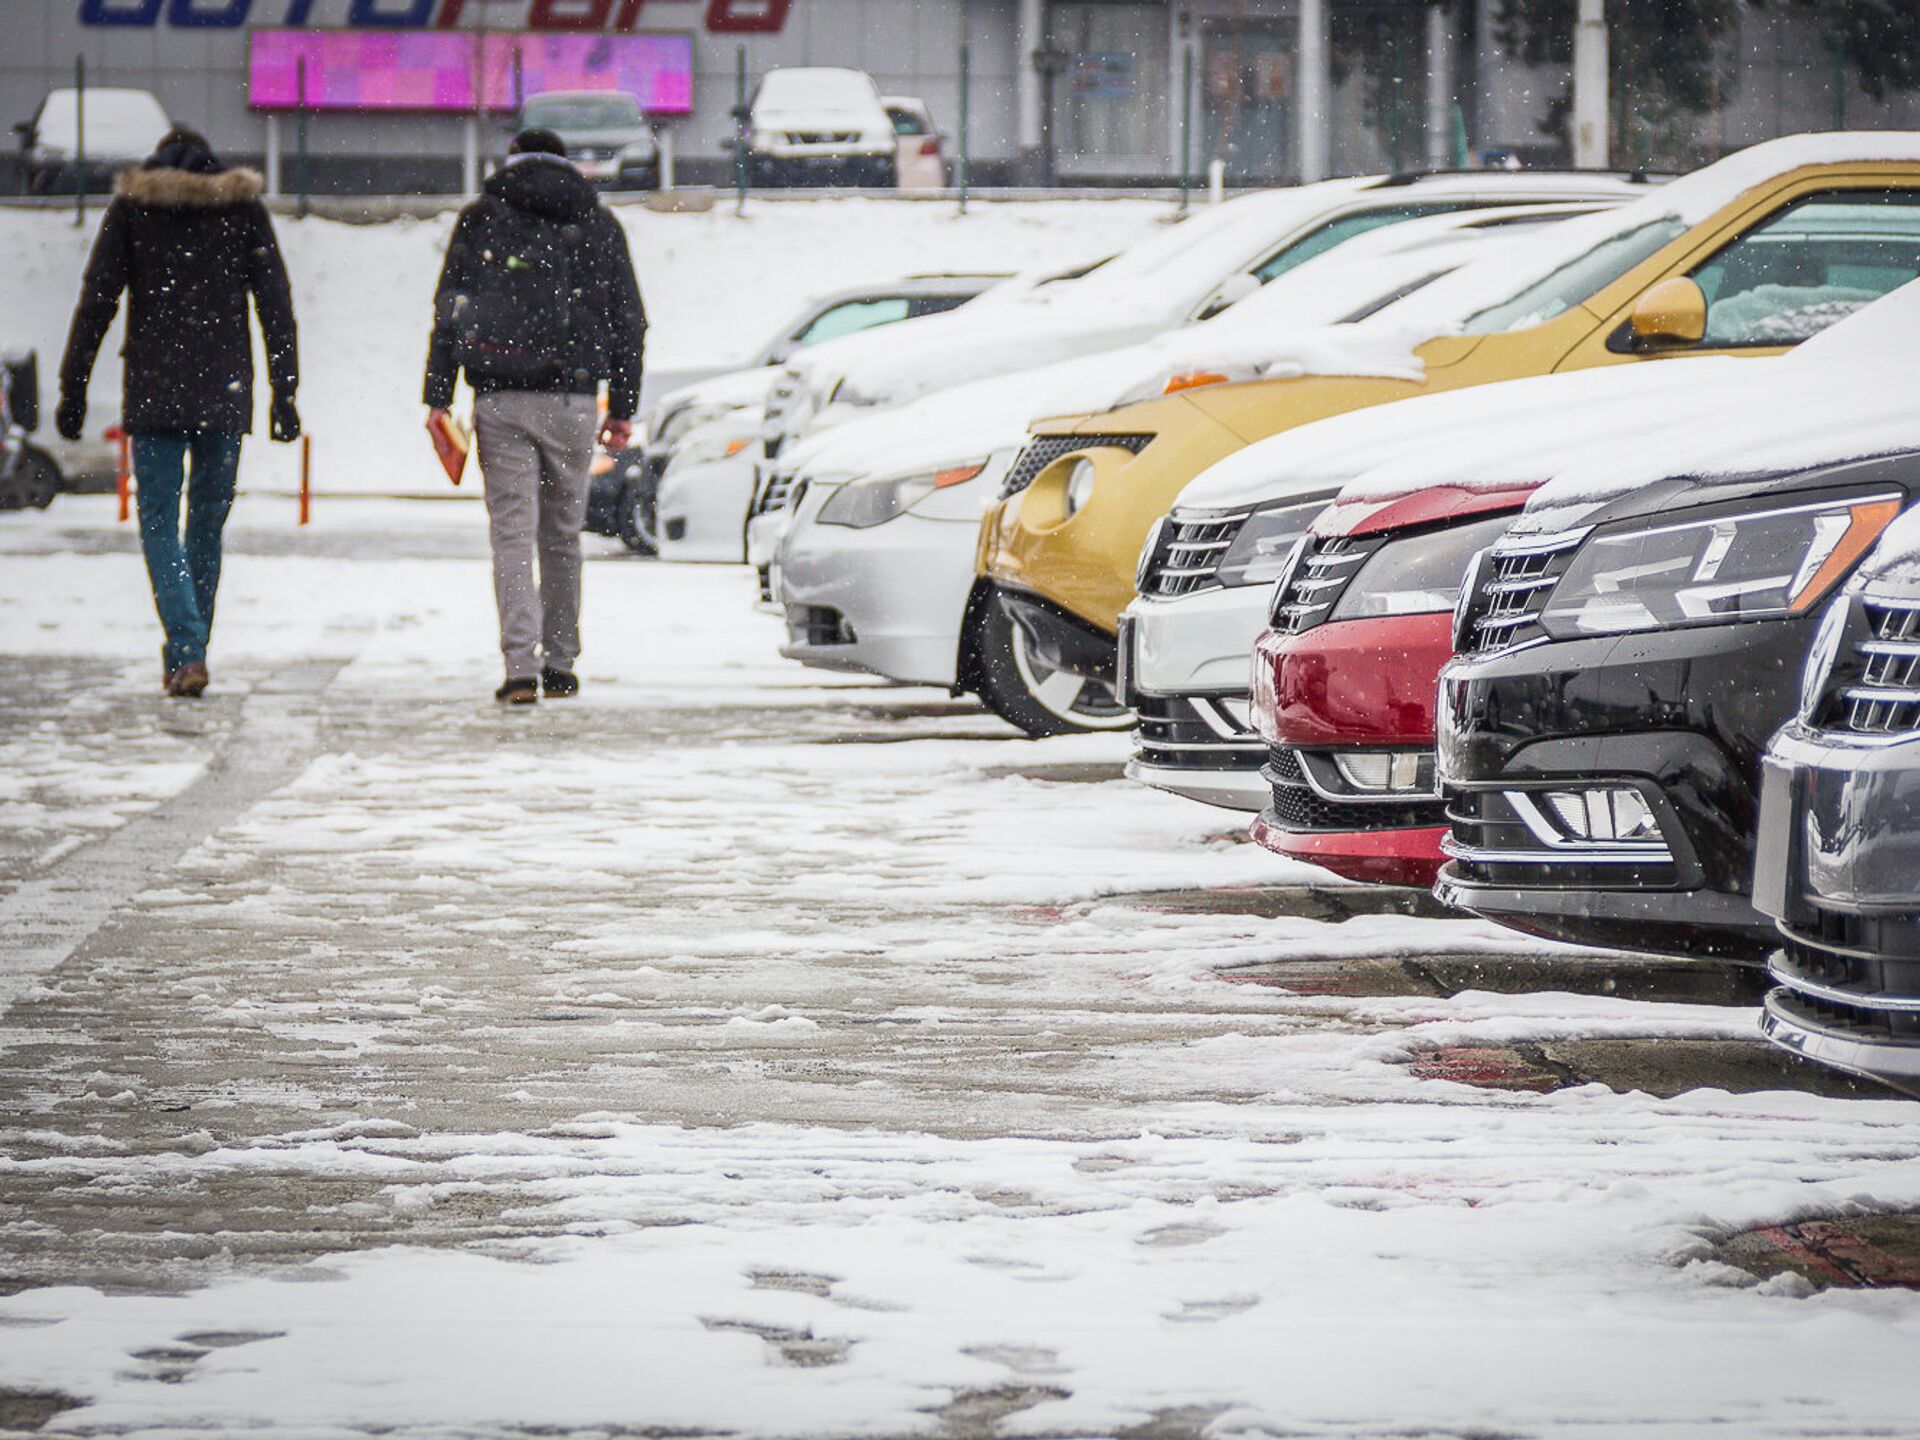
[1754,523,1920,1092]
[1436,450,1918,962]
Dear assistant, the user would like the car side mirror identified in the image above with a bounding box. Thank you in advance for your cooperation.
[1196,272,1260,321]
[1626,276,1707,350]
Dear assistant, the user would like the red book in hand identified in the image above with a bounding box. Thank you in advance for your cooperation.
[429,412,472,487]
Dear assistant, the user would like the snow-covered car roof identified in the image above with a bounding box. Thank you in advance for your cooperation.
[25,87,169,160]
[779,213,1586,483]
[779,173,1651,410]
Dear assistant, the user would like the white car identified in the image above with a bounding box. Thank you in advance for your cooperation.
[758,170,1656,464]
[745,67,896,188]
[16,87,169,194]
[883,96,947,191]
[769,206,1608,692]
[652,408,765,562]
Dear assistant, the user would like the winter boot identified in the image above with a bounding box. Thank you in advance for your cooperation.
[495,678,540,705]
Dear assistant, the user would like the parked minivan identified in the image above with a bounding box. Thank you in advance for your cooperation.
[15,87,169,195]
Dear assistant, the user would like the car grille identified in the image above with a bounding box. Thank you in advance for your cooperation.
[1460,529,1586,655]
[1000,433,1151,500]
[1768,908,1920,1042]
[1133,695,1263,772]
[1138,510,1249,598]
[752,467,800,518]
[789,131,860,145]
[1269,535,1382,636]
[1835,601,1920,734]
[1263,746,1448,833]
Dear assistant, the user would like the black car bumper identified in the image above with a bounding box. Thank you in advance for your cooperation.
[1436,617,1819,962]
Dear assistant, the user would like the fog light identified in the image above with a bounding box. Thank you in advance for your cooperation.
[1064,458,1097,518]
[1333,750,1434,794]
[1542,788,1659,843]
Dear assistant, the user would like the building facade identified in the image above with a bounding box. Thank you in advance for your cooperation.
[4,0,1918,193]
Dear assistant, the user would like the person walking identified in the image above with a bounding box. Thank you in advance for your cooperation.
[57,126,299,699]
[424,129,646,706]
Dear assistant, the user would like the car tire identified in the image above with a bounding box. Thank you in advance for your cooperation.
[969,595,1133,738]
[615,476,656,556]
[18,445,60,509]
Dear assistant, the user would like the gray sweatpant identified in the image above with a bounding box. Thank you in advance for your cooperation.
[473,390,598,681]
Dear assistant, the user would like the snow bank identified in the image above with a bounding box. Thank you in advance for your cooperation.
[2,197,1163,497]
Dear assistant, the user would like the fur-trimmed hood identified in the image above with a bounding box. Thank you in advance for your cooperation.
[117,165,265,209]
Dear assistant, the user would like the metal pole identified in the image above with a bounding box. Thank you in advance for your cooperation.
[1833,31,1847,130]
[735,46,748,214]
[74,56,87,228]
[265,112,282,197]
[1572,0,1609,168]
[957,42,971,213]
[297,56,310,218]
[1426,1,1454,171]
[1178,46,1193,212]
[1296,0,1329,181]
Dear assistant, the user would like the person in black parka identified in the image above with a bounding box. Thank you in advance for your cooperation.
[424,129,646,705]
[58,127,300,698]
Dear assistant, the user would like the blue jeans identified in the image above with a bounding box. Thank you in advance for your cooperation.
[132,432,242,672]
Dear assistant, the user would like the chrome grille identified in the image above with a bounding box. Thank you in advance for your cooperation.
[1465,530,1587,655]
[1000,433,1151,500]
[751,467,800,518]
[1270,535,1381,636]
[1839,602,1920,733]
[1141,510,1249,598]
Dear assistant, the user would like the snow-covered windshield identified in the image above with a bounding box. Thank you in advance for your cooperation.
[523,94,643,130]
[754,68,880,114]
[1458,217,1688,334]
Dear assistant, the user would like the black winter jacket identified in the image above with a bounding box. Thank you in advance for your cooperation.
[423,155,647,419]
[61,151,298,436]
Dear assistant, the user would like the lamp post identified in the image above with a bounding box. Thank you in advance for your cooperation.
[1031,44,1068,187]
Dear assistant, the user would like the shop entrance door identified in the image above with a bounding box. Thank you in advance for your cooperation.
[1201,17,1294,185]
[1045,0,1171,180]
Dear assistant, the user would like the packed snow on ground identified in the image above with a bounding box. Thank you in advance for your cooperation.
[2,195,1167,498]
[6,499,1920,1435]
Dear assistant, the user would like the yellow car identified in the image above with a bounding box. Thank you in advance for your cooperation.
[967,135,1920,735]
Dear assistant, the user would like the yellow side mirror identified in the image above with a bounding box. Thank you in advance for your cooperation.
[1629,276,1708,349]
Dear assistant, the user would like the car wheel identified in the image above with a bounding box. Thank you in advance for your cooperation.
[18,445,60,509]
[970,596,1132,738]
[616,476,656,556]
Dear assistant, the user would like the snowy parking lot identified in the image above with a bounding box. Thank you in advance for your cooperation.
[6,498,1920,1437]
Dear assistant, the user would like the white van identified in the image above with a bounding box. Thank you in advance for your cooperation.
[16,87,170,194]
[744,68,895,188]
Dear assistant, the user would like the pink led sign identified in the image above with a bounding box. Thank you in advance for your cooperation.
[249,29,695,115]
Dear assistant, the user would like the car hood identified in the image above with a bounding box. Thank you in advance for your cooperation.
[653,366,778,420]
[549,126,654,148]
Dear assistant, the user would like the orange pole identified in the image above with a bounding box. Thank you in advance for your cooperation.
[106,426,130,522]
[299,434,312,526]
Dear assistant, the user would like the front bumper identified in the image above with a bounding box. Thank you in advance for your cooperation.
[1435,618,1818,961]
[777,507,979,688]
[1251,612,1455,887]
[747,508,793,606]
[1119,587,1270,811]
[656,452,757,564]
[1752,722,1920,1094]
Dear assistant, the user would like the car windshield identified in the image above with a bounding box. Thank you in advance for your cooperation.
[523,95,642,129]
[755,70,877,113]
[1457,216,1689,333]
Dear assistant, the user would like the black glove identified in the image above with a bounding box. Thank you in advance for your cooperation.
[56,391,86,442]
[269,392,301,443]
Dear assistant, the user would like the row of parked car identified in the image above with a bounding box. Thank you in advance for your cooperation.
[627,131,1920,1097]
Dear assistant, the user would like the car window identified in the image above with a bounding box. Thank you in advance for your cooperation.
[523,95,642,129]
[794,298,914,347]
[1252,202,1491,285]
[1459,216,1689,334]
[1686,189,1920,346]
[887,107,929,137]
[908,294,973,319]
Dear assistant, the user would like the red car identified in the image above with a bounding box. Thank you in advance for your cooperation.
[1248,482,1536,886]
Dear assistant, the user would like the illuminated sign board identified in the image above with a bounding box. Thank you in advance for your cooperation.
[249,28,695,113]
[83,0,790,34]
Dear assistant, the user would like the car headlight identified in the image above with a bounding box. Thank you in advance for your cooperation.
[1540,493,1904,639]
[816,462,987,529]
[1063,458,1097,519]
[657,403,726,450]
[670,433,752,472]
[1332,513,1519,620]
[1217,500,1334,589]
